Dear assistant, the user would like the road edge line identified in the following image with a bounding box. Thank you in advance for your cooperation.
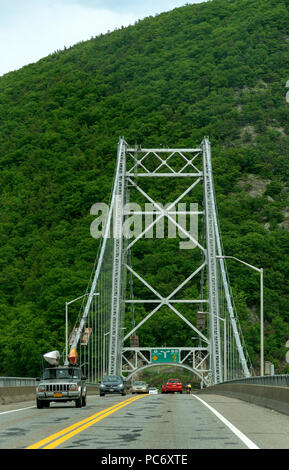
[0,406,35,415]
[193,394,259,449]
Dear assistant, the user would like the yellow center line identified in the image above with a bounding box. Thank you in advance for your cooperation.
[27,394,148,449]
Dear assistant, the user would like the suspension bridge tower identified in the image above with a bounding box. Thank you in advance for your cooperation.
[69,138,252,386]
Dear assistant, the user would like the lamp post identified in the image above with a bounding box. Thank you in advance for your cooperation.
[216,255,264,376]
[65,293,99,365]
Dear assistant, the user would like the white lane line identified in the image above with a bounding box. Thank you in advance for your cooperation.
[193,395,259,449]
[0,406,35,415]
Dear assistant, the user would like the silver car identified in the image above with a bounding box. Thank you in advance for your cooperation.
[36,366,87,408]
[131,381,149,394]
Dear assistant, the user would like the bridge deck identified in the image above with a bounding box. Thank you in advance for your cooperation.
[0,393,288,449]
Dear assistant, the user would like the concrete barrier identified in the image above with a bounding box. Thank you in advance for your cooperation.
[197,382,289,416]
[0,384,99,405]
[0,386,35,405]
[87,385,99,395]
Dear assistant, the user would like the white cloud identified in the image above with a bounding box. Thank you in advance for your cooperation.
[0,0,209,76]
[0,2,138,76]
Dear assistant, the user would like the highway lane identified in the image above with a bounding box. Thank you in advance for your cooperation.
[0,393,288,449]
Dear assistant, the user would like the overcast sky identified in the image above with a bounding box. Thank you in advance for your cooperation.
[0,0,207,77]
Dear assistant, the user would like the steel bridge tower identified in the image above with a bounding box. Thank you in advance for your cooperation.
[69,138,251,386]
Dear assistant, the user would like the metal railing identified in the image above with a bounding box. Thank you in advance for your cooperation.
[0,377,37,387]
[221,375,289,387]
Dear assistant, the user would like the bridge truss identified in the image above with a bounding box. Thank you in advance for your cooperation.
[68,138,253,386]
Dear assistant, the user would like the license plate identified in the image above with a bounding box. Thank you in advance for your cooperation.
[54,392,62,398]
[110,388,114,392]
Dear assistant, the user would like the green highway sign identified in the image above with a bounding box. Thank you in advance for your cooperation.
[151,348,180,364]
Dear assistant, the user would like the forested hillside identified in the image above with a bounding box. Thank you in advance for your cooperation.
[0,0,289,376]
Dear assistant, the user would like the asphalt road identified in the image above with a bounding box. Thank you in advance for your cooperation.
[0,393,288,450]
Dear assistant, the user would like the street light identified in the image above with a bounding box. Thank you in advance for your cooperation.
[65,293,99,365]
[216,255,264,376]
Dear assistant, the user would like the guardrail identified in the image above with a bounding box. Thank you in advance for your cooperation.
[0,377,37,387]
[221,375,289,387]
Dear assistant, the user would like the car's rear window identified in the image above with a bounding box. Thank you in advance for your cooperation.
[167,379,181,383]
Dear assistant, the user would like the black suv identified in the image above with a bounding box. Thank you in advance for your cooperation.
[99,375,126,397]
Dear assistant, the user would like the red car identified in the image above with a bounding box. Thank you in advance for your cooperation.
[161,379,183,394]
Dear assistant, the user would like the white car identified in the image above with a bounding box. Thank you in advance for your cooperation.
[148,387,158,395]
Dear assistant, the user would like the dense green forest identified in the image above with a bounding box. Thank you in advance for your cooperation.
[0,0,289,376]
